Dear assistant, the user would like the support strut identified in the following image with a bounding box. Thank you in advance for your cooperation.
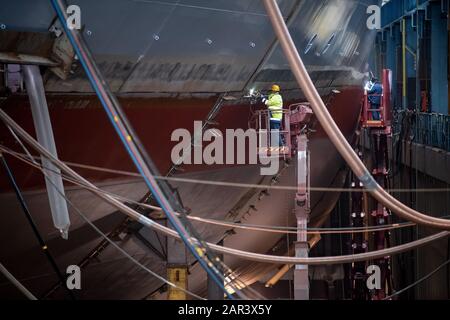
[294,134,310,300]
[23,64,70,239]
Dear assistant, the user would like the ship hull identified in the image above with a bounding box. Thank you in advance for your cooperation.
[0,86,362,299]
[0,0,376,299]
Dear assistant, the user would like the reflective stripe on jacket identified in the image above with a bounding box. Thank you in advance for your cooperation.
[265,93,283,120]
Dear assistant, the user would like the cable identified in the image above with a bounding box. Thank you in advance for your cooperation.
[1,135,205,300]
[50,0,249,299]
[4,145,450,238]
[0,145,425,236]
[50,0,238,299]
[0,263,37,300]
[19,152,206,300]
[5,149,450,194]
[0,152,76,300]
[8,139,433,299]
[1,110,448,266]
[55,186,206,301]
[262,0,450,230]
[384,258,450,300]
[1,133,258,300]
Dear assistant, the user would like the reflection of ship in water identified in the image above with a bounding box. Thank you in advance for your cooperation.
[0,0,377,299]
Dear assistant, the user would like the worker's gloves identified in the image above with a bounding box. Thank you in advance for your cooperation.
[261,96,267,103]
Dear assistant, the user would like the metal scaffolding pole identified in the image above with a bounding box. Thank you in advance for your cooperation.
[294,134,310,300]
[22,64,70,239]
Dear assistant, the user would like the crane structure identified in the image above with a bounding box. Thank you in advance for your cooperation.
[252,102,313,300]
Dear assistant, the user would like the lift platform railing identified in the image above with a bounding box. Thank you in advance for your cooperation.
[249,103,313,158]
[250,109,291,157]
[362,93,383,124]
[362,69,393,129]
[416,113,450,151]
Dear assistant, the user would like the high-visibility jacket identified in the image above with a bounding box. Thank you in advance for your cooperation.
[265,93,283,121]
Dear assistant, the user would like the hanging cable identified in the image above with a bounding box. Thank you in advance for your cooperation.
[0,144,425,236]
[51,186,206,300]
[3,144,450,238]
[50,0,240,298]
[3,148,450,194]
[262,0,450,230]
[7,148,206,301]
[0,152,75,300]
[1,131,255,300]
[1,110,449,266]
[0,263,37,300]
[384,258,450,300]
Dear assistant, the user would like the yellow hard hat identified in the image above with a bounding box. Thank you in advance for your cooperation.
[271,84,280,92]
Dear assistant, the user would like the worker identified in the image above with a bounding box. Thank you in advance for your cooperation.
[366,78,383,121]
[262,84,284,146]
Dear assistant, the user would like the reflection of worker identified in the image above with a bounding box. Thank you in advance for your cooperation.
[262,84,284,146]
[367,78,383,120]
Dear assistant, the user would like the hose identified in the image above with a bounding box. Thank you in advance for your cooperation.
[262,0,450,230]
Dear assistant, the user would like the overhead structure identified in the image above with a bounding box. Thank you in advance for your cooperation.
[291,106,313,300]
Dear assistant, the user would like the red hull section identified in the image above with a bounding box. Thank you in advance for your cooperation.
[0,87,362,299]
[0,87,362,192]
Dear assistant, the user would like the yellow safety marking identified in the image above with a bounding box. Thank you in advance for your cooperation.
[167,267,188,300]
[195,247,204,257]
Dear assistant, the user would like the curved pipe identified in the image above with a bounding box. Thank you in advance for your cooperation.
[262,0,450,229]
[50,0,231,297]
[1,109,448,265]
[0,145,419,236]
